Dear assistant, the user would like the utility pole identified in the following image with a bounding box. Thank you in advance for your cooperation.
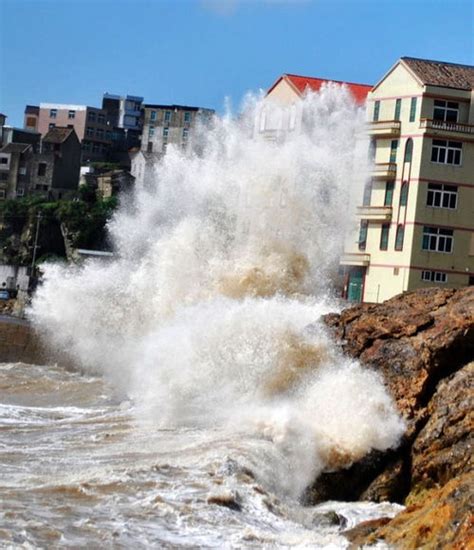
[31,211,42,273]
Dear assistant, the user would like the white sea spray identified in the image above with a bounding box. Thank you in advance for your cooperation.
[30,86,405,499]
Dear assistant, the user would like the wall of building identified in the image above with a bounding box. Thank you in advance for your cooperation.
[38,105,87,139]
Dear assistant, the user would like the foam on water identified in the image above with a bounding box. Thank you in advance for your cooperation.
[30,86,405,499]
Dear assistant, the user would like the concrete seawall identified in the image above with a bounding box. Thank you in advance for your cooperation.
[0,316,46,364]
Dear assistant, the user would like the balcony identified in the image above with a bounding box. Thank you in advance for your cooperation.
[356,205,392,221]
[372,162,397,180]
[368,120,401,137]
[340,252,370,267]
[420,118,474,136]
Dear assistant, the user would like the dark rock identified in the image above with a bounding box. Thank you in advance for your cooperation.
[411,362,473,490]
[207,490,242,511]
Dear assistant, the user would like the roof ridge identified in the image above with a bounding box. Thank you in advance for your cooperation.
[284,73,373,88]
[402,56,474,70]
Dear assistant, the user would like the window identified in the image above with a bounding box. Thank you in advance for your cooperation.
[88,111,96,122]
[98,114,106,125]
[92,143,101,153]
[106,131,111,140]
[362,181,372,206]
[422,226,453,253]
[380,223,390,250]
[373,101,380,122]
[86,127,94,137]
[147,142,153,153]
[427,183,458,209]
[395,225,405,251]
[68,110,75,119]
[149,126,155,137]
[82,141,91,151]
[0,173,8,181]
[19,166,27,175]
[358,220,368,251]
[390,140,398,163]
[150,110,157,122]
[96,128,104,139]
[50,109,57,119]
[16,189,24,197]
[421,270,448,283]
[384,181,395,206]
[164,111,171,123]
[183,128,189,140]
[184,111,191,123]
[433,100,459,123]
[400,182,409,206]
[26,116,36,128]
[163,127,169,138]
[49,123,56,129]
[0,157,8,164]
[431,140,462,165]
[409,98,417,122]
[369,138,376,161]
[37,163,47,176]
[404,139,413,162]
[394,99,401,121]
[0,189,5,199]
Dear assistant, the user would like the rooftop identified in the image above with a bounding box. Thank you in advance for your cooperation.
[268,74,373,104]
[144,104,214,112]
[401,57,474,90]
[24,105,40,115]
[0,143,32,154]
[43,127,76,144]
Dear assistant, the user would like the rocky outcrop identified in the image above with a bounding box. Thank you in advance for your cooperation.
[0,316,45,364]
[310,287,474,548]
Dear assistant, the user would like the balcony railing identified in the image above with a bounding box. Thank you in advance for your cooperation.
[368,120,401,136]
[356,205,392,221]
[340,252,370,266]
[372,162,397,179]
[420,118,474,135]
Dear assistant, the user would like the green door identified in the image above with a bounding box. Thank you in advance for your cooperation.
[347,268,364,302]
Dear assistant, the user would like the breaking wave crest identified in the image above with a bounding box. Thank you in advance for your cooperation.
[30,86,405,498]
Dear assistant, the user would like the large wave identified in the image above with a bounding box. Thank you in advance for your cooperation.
[30,85,405,498]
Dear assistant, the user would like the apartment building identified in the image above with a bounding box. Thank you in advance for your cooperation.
[341,57,474,302]
[34,103,111,162]
[141,104,214,154]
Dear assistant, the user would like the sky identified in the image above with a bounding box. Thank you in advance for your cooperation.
[0,0,473,127]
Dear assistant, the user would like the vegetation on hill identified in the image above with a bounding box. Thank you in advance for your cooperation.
[0,186,118,266]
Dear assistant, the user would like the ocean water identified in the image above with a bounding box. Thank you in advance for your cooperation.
[0,361,403,548]
[1,86,405,548]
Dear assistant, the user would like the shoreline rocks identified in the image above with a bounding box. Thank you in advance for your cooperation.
[311,287,474,548]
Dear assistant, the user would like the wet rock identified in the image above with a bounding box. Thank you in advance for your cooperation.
[411,362,473,491]
[324,287,473,427]
[311,287,474,548]
[343,517,391,549]
[207,490,242,511]
[364,472,474,549]
[312,510,347,528]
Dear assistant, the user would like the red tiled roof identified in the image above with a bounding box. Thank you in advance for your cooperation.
[268,74,373,104]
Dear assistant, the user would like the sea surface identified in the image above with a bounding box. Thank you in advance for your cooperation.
[0,361,403,549]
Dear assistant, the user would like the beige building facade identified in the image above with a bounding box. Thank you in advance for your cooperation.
[341,57,474,302]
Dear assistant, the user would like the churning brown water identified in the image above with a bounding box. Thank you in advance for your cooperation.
[0,362,404,549]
